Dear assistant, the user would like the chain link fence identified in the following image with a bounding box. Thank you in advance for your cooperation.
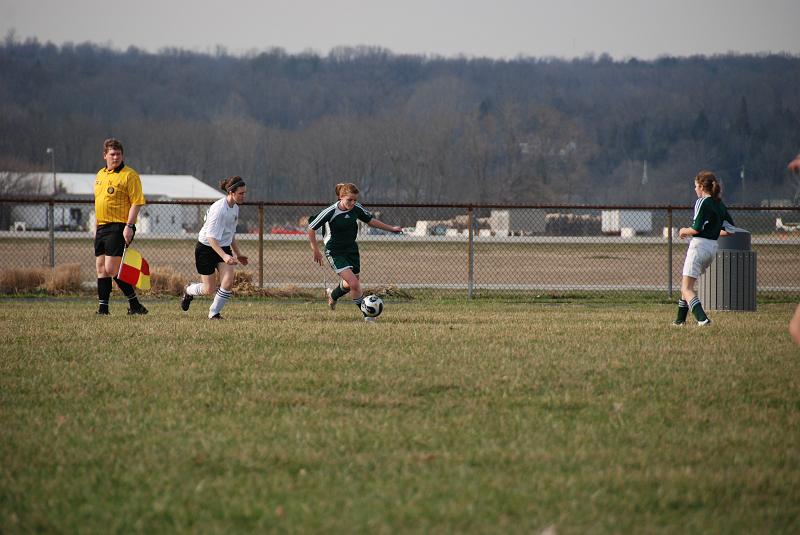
[2,198,799,299]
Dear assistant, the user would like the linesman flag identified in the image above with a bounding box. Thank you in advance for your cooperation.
[117,247,151,290]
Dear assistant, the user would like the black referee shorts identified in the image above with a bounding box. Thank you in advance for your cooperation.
[195,242,233,275]
[94,223,126,257]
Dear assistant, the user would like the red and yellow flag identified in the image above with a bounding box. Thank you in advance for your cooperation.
[117,247,151,290]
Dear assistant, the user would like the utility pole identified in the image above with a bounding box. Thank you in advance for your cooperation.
[46,147,55,267]
[740,165,746,203]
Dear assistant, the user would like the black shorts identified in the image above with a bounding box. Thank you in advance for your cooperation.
[195,242,233,275]
[94,223,126,257]
[325,250,360,274]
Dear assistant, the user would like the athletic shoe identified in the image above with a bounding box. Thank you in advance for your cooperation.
[180,292,193,311]
[128,304,148,315]
[326,288,336,310]
[209,313,223,320]
[697,318,711,326]
[671,320,685,326]
[96,309,110,315]
[364,316,376,323]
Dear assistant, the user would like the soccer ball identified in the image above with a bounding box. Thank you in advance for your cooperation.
[360,294,384,318]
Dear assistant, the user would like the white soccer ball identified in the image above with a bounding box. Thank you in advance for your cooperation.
[360,294,384,318]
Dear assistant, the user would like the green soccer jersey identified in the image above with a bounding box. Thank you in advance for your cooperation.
[691,196,734,240]
[308,202,373,253]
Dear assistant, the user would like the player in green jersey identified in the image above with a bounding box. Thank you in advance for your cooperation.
[307,183,402,321]
[674,171,734,326]
[788,154,800,344]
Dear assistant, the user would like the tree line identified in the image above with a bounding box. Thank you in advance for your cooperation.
[1,35,799,205]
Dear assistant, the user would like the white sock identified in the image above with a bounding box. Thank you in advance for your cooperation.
[186,282,206,296]
[209,288,232,317]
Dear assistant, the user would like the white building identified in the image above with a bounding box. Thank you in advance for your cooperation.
[489,209,547,236]
[601,210,653,235]
[8,172,222,234]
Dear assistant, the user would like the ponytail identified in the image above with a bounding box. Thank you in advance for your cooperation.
[695,170,722,201]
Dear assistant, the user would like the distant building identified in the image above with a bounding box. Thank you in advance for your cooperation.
[489,209,547,236]
[6,172,221,234]
[601,210,652,235]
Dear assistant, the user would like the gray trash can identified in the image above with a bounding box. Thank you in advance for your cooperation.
[698,231,756,311]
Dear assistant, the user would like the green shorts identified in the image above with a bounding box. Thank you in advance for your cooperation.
[325,251,360,274]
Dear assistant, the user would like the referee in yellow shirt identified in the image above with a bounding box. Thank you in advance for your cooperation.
[94,138,148,315]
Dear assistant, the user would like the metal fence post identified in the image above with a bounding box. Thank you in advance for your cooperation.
[467,206,474,299]
[48,199,55,267]
[667,207,673,298]
[47,147,56,268]
[258,203,264,288]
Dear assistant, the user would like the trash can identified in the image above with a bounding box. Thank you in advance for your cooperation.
[698,231,756,311]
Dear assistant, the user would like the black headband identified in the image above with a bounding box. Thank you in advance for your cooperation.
[227,179,245,192]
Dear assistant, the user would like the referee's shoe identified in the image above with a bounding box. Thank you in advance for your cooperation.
[128,304,148,315]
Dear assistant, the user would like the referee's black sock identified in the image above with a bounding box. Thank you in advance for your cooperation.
[97,277,112,313]
[114,277,141,309]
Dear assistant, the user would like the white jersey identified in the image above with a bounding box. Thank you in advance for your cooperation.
[198,197,239,247]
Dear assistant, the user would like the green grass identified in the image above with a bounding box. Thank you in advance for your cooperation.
[1,297,799,534]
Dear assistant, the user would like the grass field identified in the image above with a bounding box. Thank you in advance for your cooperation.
[1,296,799,533]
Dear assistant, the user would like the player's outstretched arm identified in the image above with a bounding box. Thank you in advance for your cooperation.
[368,219,402,233]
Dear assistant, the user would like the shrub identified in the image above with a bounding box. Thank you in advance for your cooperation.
[362,284,414,300]
[44,263,83,294]
[232,271,260,296]
[148,266,188,296]
[0,267,46,294]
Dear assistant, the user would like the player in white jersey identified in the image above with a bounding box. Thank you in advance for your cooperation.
[180,176,249,319]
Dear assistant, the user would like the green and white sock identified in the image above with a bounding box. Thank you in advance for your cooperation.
[353,296,365,316]
[331,282,349,301]
[675,299,689,323]
[689,297,708,322]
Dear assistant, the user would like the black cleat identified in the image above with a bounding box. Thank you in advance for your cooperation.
[96,309,110,315]
[180,292,193,311]
[128,304,148,315]
[209,313,223,320]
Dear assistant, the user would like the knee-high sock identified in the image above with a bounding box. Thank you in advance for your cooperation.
[689,296,708,322]
[97,277,112,312]
[331,281,350,301]
[186,282,206,296]
[353,295,365,316]
[209,288,232,317]
[675,299,689,323]
[114,277,141,309]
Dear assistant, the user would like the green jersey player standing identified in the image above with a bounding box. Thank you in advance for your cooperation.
[675,171,734,326]
[307,182,402,321]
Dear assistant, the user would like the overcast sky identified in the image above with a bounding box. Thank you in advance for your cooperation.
[2,0,798,60]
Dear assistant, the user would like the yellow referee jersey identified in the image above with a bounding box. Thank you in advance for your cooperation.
[94,164,146,226]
